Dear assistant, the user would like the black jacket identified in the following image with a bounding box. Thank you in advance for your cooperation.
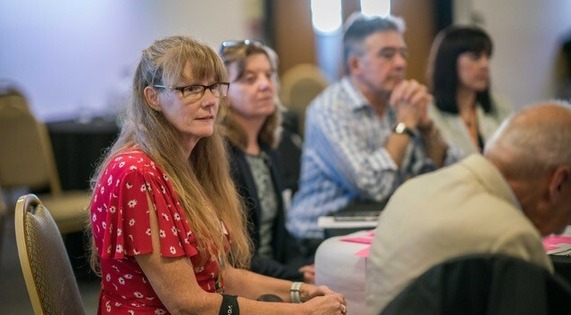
[227,142,302,281]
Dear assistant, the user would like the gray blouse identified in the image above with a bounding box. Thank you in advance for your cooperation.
[245,152,278,258]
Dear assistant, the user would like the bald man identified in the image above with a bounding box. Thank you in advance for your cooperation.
[366,101,571,314]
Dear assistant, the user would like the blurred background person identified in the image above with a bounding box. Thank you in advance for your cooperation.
[287,14,458,260]
[427,25,512,157]
[219,39,314,283]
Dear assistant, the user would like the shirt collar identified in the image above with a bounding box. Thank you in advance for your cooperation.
[341,76,370,111]
[460,154,521,210]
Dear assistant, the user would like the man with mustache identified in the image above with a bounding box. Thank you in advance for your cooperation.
[287,13,459,259]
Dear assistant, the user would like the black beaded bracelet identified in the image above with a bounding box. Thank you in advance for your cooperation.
[219,294,239,315]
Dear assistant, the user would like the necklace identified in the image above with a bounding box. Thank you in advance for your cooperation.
[462,106,480,149]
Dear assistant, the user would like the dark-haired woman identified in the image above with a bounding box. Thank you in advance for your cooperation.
[427,25,512,156]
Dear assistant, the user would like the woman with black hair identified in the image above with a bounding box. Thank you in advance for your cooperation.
[427,25,512,156]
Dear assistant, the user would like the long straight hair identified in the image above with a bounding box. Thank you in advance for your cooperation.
[89,36,251,271]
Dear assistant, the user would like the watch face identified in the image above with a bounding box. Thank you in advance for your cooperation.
[393,122,414,137]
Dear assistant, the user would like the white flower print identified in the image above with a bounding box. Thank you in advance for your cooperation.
[117,228,122,237]
[106,274,111,282]
[145,297,155,301]
[109,206,116,214]
[161,186,166,194]
[159,230,166,238]
[126,182,133,189]
[102,222,107,230]
[119,161,125,168]
[106,301,111,312]
[161,213,169,221]
[128,199,137,208]
[107,175,113,186]
[145,228,151,236]
[174,213,181,221]
[194,266,204,273]
[140,184,146,192]
[128,310,135,315]
[169,246,176,254]
[134,292,143,298]
[124,274,133,279]
[100,186,105,194]
[163,174,169,181]
[129,219,135,226]
[114,302,122,307]
[129,165,137,170]
[151,161,156,169]
[155,309,166,315]
[133,249,140,255]
[171,227,177,236]
[128,235,134,241]
[97,207,103,213]
[118,277,125,285]
[92,214,97,222]
[116,244,123,253]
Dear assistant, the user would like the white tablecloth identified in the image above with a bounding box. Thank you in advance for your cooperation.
[315,230,373,315]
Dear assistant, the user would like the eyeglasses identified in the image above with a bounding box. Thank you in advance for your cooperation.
[153,82,230,101]
[219,39,264,57]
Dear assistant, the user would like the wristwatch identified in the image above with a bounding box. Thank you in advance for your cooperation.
[392,122,416,137]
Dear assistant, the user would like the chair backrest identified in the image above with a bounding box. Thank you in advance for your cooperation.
[380,253,571,315]
[0,82,62,195]
[280,64,328,135]
[14,194,86,315]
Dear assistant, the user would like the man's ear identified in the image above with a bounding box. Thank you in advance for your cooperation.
[347,55,362,75]
[143,86,161,111]
[548,165,570,203]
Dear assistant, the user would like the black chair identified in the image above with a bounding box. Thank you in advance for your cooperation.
[380,253,571,315]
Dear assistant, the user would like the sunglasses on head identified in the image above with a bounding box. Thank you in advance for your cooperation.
[219,39,264,57]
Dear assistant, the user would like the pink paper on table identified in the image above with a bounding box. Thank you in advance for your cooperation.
[542,235,571,251]
[340,236,373,244]
[355,246,370,257]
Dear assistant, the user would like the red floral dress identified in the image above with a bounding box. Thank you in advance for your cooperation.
[91,150,224,314]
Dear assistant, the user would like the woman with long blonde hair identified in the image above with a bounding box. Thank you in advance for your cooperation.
[88,35,345,315]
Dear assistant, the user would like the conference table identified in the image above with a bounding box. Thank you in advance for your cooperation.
[314,225,571,315]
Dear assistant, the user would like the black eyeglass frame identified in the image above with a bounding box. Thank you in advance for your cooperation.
[153,82,230,100]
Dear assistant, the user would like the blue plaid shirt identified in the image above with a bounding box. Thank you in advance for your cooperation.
[287,77,460,239]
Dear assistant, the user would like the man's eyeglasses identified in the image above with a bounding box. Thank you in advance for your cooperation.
[219,39,264,57]
[153,82,230,101]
